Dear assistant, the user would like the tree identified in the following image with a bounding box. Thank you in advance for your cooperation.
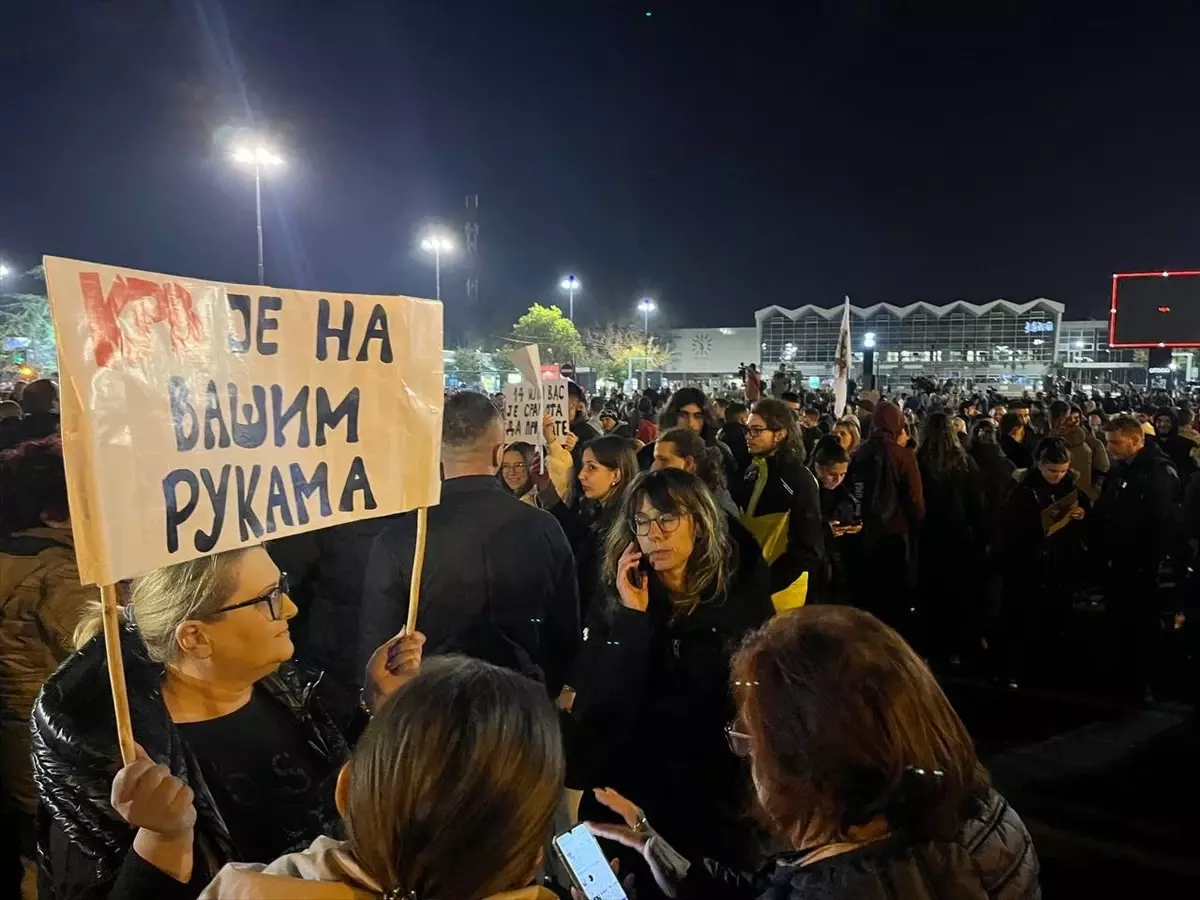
[449,347,487,385]
[0,291,57,372]
[509,303,582,364]
[581,323,673,384]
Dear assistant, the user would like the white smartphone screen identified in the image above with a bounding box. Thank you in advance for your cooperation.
[552,824,628,900]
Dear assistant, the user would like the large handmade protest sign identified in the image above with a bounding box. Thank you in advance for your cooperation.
[44,256,444,586]
[503,378,569,445]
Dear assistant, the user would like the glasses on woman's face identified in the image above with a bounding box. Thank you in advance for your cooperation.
[632,511,684,536]
[214,573,290,621]
[724,723,752,758]
[501,463,528,474]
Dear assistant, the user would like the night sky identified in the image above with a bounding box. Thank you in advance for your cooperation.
[4,1,1200,341]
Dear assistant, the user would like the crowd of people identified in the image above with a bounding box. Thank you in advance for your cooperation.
[5,360,1191,899]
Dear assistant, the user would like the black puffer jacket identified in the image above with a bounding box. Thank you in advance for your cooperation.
[680,789,1039,899]
[30,625,363,900]
[567,519,773,866]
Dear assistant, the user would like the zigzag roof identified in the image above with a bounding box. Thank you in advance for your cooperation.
[755,299,1065,323]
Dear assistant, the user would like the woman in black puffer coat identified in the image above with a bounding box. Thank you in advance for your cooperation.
[30,547,417,900]
[585,606,1040,900]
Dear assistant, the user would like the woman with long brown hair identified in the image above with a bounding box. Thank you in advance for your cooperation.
[586,606,1039,899]
[202,656,564,900]
[548,434,639,622]
[564,468,772,882]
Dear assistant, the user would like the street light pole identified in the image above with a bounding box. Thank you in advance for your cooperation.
[254,163,264,285]
[421,234,454,302]
[232,142,284,285]
[637,298,656,390]
[560,275,580,322]
[0,263,9,299]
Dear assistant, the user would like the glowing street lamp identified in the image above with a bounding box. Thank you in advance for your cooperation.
[0,262,10,298]
[638,297,656,337]
[863,332,877,349]
[637,298,657,390]
[559,275,580,322]
[231,141,285,284]
[420,234,455,302]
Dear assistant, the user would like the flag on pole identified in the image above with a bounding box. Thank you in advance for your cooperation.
[833,297,851,417]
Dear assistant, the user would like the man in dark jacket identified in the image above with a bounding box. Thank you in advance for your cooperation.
[1153,406,1196,479]
[266,517,398,690]
[358,391,580,695]
[1094,415,1181,700]
[636,388,738,484]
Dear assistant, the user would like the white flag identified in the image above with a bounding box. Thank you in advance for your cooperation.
[505,343,545,462]
[505,343,542,386]
[833,298,851,418]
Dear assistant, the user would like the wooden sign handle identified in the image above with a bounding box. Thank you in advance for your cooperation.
[100,583,137,766]
[406,507,429,634]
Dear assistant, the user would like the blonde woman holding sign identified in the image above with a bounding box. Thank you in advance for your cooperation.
[31,545,423,900]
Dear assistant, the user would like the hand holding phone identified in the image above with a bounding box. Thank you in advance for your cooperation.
[616,542,650,612]
[553,824,628,900]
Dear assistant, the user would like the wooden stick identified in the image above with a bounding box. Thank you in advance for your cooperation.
[406,507,429,633]
[100,583,136,766]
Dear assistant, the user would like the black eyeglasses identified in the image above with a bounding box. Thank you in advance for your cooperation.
[501,463,529,473]
[632,512,684,536]
[746,426,778,439]
[213,573,290,620]
[724,723,752,758]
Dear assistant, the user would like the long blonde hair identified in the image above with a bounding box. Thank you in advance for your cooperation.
[73,550,248,662]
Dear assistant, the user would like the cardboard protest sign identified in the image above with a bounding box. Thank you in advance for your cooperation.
[503,378,569,445]
[44,256,444,586]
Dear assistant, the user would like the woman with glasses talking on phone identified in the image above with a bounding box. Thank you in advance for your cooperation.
[565,468,772,884]
[30,545,424,900]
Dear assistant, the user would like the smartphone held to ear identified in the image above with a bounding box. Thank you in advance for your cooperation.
[627,553,652,588]
[552,824,627,900]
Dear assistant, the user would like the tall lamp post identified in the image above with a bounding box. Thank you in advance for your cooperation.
[420,234,455,302]
[0,263,9,299]
[559,275,580,322]
[637,298,656,389]
[231,143,285,285]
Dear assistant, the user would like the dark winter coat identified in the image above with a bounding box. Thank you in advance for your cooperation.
[265,517,396,689]
[566,519,772,865]
[30,625,362,900]
[1093,441,1181,576]
[551,498,618,627]
[999,435,1033,470]
[734,451,825,596]
[917,456,986,554]
[1153,407,1196,480]
[848,405,925,545]
[678,789,1040,900]
[1001,467,1090,588]
[359,475,580,696]
[718,422,751,476]
[0,411,59,450]
[969,443,1015,552]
